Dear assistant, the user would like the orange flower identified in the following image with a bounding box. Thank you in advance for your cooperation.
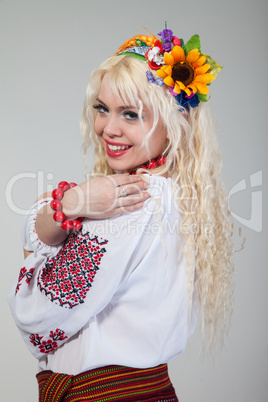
[156,46,215,95]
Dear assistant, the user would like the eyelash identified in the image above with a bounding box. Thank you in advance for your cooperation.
[93,104,108,113]
[93,104,139,121]
[123,111,139,120]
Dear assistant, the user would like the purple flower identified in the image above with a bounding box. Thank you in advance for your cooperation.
[155,77,164,87]
[146,71,155,83]
[162,41,172,52]
[158,29,173,42]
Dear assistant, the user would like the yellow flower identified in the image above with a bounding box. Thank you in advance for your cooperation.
[156,46,215,95]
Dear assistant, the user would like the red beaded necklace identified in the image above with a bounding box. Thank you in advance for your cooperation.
[129,155,166,175]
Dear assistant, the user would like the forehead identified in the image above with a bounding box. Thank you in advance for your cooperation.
[99,72,150,110]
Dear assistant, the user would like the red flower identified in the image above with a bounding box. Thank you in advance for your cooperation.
[73,276,86,289]
[47,271,57,283]
[69,262,82,275]
[58,267,68,280]
[50,329,68,341]
[89,244,100,253]
[77,244,87,257]
[39,339,58,354]
[172,36,181,46]
[85,272,94,283]
[145,48,161,71]
[81,258,93,270]
[153,39,163,53]
[66,250,76,262]
[60,280,73,293]
[93,253,103,265]
[145,47,163,70]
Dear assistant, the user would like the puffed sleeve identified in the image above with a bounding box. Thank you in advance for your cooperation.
[21,197,63,256]
[8,176,188,359]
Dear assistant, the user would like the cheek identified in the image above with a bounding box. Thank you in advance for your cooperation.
[94,115,104,137]
[94,117,100,135]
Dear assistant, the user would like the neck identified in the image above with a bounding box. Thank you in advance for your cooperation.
[129,155,166,175]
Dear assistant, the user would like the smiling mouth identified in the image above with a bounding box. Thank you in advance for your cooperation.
[107,144,132,152]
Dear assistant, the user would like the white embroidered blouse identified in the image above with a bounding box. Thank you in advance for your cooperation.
[8,175,197,376]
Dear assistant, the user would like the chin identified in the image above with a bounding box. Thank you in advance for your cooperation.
[107,160,133,173]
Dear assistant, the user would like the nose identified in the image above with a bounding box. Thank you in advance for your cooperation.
[103,114,122,137]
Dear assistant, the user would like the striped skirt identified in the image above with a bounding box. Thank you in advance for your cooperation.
[36,364,178,402]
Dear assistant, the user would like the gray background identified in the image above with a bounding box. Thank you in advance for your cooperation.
[1,0,267,401]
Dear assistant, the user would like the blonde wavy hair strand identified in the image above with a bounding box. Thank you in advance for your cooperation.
[80,55,238,353]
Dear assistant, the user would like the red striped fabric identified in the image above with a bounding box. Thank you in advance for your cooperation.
[36,364,178,401]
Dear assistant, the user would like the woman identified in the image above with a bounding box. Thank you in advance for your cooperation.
[9,26,235,401]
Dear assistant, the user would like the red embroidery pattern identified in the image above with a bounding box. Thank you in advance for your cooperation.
[37,232,108,308]
[15,266,35,294]
[29,328,68,354]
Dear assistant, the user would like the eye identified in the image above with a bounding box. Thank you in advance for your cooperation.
[123,111,139,121]
[93,104,109,114]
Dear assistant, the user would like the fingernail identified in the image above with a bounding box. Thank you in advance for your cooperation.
[144,192,151,199]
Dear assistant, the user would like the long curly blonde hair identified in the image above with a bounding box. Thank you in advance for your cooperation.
[80,55,236,351]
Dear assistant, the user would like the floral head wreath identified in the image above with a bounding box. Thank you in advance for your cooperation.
[115,24,222,110]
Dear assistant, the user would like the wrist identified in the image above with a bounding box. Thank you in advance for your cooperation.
[61,188,80,220]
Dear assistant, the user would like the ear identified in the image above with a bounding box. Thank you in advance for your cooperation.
[165,126,170,140]
[166,132,170,140]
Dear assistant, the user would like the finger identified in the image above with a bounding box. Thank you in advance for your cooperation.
[122,181,149,195]
[112,174,145,187]
[115,181,149,199]
[117,192,150,207]
[114,200,146,214]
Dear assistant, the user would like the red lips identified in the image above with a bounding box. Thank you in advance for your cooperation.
[104,140,132,158]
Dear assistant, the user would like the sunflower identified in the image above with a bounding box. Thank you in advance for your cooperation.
[156,46,215,96]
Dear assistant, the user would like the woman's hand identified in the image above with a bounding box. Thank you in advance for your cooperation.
[34,174,150,246]
[62,173,150,219]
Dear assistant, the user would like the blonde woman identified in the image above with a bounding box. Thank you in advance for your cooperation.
[9,27,235,401]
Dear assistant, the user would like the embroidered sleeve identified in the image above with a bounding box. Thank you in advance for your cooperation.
[8,177,179,359]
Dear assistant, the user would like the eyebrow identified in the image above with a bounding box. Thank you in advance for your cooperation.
[96,98,137,111]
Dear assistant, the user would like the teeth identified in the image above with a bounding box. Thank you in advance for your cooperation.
[108,144,131,152]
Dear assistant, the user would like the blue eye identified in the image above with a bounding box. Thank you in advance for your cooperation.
[93,104,109,114]
[123,111,139,120]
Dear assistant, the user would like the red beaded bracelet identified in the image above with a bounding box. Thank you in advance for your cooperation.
[50,181,84,231]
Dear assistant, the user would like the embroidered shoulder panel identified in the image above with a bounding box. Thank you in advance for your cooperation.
[37,232,108,309]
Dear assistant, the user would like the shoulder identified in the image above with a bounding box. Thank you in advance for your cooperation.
[143,174,175,197]
[142,174,177,215]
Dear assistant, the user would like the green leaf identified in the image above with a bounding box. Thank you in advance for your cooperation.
[179,38,185,51]
[185,35,201,55]
[204,54,223,77]
[135,39,147,47]
[118,51,146,61]
[197,93,209,102]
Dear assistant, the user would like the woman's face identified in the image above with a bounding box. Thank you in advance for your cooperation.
[94,73,169,173]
